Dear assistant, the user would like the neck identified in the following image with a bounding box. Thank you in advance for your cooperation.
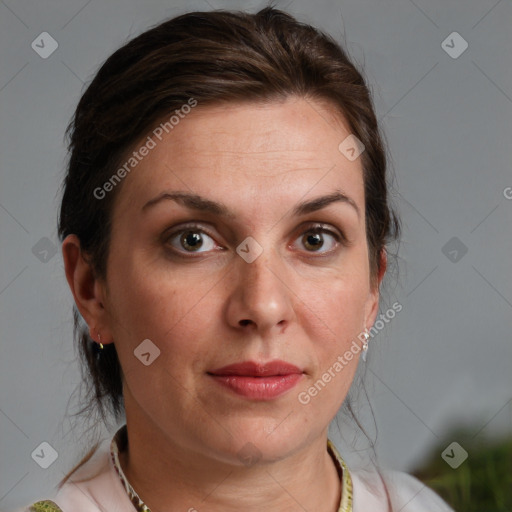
[118,415,341,512]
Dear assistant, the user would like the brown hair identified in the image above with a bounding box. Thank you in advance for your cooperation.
[59,6,400,432]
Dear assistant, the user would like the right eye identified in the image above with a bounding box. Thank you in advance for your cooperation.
[165,226,219,254]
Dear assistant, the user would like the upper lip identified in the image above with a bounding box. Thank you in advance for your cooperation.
[208,360,303,377]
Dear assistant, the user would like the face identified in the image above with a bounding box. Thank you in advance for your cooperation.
[95,98,381,464]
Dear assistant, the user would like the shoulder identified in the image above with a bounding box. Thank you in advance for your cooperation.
[22,439,134,512]
[351,467,454,512]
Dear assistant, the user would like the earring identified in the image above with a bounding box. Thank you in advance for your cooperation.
[97,332,104,350]
[361,329,370,362]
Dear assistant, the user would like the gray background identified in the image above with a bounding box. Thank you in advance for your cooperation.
[1,0,511,509]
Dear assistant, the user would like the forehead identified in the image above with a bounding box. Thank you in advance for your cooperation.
[113,98,365,219]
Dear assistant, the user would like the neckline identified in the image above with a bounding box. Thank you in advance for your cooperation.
[110,425,353,512]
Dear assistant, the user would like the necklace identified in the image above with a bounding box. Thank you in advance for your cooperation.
[110,426,353,512]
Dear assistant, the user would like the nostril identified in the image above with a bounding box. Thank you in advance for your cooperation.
[239,319,252,326]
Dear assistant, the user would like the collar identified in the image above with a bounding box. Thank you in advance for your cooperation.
[110,425,353,512]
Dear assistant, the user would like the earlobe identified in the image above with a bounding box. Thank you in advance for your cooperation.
[62,234,113,344]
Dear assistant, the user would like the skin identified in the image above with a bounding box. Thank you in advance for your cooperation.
[63,97,386,511]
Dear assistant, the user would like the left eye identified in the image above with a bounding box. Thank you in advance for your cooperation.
[167,229,218,253]
[293,227,340,253]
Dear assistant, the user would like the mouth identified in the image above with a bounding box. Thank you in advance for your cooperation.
[207,360,304,400]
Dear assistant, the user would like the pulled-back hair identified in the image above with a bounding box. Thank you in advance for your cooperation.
[59,6,400,428]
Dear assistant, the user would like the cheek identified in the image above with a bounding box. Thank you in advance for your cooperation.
[300,262,369,342]
[105,254,223,366]
[296,270,368,406]
[105,261,222,420]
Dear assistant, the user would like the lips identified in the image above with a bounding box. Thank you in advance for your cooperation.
[207,360,304,400]
[208,360,303,377]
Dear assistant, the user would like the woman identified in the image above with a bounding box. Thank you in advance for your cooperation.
[26,7,453,512]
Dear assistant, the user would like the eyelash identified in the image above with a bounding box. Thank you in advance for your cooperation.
[163,222,346,258]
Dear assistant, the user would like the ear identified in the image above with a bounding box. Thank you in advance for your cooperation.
[364,248,387,329]
[62,234,114,344]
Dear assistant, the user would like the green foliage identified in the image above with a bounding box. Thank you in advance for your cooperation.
[413,430,512,512]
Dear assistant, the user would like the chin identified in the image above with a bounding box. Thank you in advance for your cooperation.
[199,416,310,466]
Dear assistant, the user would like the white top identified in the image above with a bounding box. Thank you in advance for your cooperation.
[21,431,453,512]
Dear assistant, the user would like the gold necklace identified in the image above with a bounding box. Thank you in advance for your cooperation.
[111,426,353,512]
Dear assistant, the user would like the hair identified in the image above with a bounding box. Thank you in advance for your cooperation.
[58,5,400,482]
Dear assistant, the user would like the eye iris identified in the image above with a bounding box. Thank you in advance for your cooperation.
[304,232,323,251]
[181,231,203,251]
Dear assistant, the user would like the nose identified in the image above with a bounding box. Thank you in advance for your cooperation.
[224,249,295,336]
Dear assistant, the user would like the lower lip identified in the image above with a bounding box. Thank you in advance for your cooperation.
[209,374,303,400]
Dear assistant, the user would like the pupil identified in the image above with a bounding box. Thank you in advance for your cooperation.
[182,231,202,250]
[305,232,323,250]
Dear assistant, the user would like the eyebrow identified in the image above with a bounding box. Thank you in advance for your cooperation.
[293,190,360,219]
[142,189,360,219]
